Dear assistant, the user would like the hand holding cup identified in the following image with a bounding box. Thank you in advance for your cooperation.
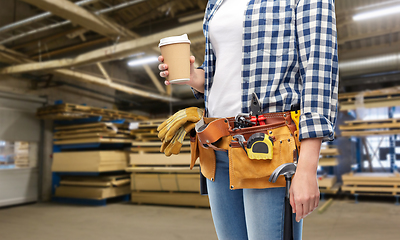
[158,55,196,85]
[158,34,192,85]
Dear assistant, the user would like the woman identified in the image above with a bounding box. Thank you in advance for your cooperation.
[159,0,338,239]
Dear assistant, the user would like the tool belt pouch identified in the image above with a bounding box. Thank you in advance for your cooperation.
[228,121,297,181]
[189,129,217,181]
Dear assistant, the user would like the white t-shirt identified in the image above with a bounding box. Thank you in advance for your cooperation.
[207,0,248,118]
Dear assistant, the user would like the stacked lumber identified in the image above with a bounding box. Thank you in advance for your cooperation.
[318,175,340,194]
[52,151,128,172]
[129,118,191,154]
[53,122,133,145]
[339,87,400,111]
[55,174,131,199]
[339,118,400,137]
[128,119,208,207]
[342,172,400,196]
[37,103,148,121]
[319,146,340,167]
[14,142,29,168]
[130,118,165,143]
[318,146,340,193]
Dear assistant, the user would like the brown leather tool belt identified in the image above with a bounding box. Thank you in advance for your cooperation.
[195,111,298,151]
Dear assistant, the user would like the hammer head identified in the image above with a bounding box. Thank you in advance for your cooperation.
[269,163,297,183]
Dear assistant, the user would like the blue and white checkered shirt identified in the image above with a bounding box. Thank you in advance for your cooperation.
[194,0,338,142]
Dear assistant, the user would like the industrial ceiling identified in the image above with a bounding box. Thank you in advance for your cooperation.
[0,0,399,114]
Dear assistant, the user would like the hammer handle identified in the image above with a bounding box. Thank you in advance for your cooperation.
[284,196,294,240]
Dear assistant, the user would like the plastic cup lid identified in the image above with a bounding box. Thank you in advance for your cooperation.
[158,34,191,47]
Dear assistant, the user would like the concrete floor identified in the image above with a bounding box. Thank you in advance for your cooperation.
[0,199,399,240]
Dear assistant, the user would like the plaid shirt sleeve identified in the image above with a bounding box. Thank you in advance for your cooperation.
[192,0,216,101]
[296,0,339,142]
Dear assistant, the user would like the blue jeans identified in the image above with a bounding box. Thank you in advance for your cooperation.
[207,151,303,240]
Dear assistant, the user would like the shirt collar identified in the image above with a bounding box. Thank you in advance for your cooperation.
[206,0,224,21]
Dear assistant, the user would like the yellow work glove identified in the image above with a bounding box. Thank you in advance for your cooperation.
[157,107,203,142]
[160,122,196,156]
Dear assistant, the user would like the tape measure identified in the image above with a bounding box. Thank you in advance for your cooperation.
[246,133,274,160]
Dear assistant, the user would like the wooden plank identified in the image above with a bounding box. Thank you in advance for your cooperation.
[38,103,148,120]
[53,133,127,140]
[130,129,157,134]
[129,153,191,166]
[320,148,339,156]
[131,140,190,147]
[131,173,200,192]
[54,127,113,135]
[339,118,400,131]
[318,158,339,167]
[54,137,132,145]
[134,132,159,139]
[134,119,166,128]
[60,180,111,187]
[52,151,128,172]
[342,172,400,182]
[318,175,337,190]
[319,182,341,194]
[343,118,400,125]
[339,96,400,111]
[341,129,400,137]
[342,181,400,187]
[126,166,199,173]
[130,146,191,154]
[130,192,209,207]
[60,178,130,187]
[55,122,125,131]
[338,87,400,100]
[55,185,131,199]
[339,122,400,130]
[342,186,400,195]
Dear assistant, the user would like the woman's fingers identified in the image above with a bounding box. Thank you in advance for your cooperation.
[159,55,194,85]
[160,70,169,78]
[295,193,320,222]
[315,196,319,209]
[158,64,168,71]
[158,55,169,80]
[289,187,296,213]
[295,200,304,222]
[309,200,315,214]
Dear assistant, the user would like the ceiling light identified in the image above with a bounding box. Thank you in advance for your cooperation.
[353,5,400,21]
[127,56,159,67]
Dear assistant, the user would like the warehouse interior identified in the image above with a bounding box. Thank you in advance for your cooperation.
[0,0,400,239]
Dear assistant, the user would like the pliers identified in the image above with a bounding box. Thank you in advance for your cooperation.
[250,93,266,125]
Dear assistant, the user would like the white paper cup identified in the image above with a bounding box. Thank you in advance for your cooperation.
[159,34,191,83]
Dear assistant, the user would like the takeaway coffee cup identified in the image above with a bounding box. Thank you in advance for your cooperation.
[158,34,191,83]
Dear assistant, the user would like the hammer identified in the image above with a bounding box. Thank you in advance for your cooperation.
[269,163,297,240]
